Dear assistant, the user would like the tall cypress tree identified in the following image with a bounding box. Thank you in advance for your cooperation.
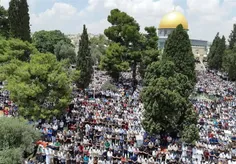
[163,24,196,86]
[8,0,31,42]
[208,33,225,70]
[76,25,93,89]
[228,24,236,50]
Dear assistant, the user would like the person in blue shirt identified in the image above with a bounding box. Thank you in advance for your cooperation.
[83,154,89,164]
[129,154,137,164]
[47,128,53,142]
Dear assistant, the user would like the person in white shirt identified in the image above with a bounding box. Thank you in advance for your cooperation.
[148,156,155,164]
[107,150,113,161]
[45,147,51,164]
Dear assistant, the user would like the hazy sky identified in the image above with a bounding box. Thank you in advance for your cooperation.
[1,0,236,42]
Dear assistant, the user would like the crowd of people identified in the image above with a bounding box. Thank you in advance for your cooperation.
[1,68,236,164]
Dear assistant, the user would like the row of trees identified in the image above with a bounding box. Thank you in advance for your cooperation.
[0,0,93,162]
[208,24,236,80]
[0,1,201,156]
[98,9,199,143]
[142,25,199,143]
[0,0,31,41]
[0,2,41,162]
[0,6,93,119]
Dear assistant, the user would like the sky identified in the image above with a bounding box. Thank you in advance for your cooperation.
[1,0,236,42]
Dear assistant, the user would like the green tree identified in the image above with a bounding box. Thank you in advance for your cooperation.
[0,5,9,38]
[0,117,40,164]
[142,73,198,142]
[222,48,236,80]
[144,60,193,97]
[208,33,220,66]
[8,0,31,42]
[76,25,93,89]
[228,24,236,50]
[0,37,38,63]
[142,29,199,143]
[90,34,110,64]
[54,40,76,64]
[139,26,159,78]
[100,43,129,81]
[208,33,225,70]
[143,26,158,49]
[1,53,72,119]
[163,24,196,86]
[32,30,72,54]
[104,9,142,89]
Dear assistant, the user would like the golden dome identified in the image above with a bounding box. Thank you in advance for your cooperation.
[159,11,188,30]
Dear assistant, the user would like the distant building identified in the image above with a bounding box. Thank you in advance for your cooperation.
[67,33,100,46]
[158,11,208,59]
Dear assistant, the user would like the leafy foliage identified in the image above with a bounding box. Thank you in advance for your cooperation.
[8,0,31,42]
[163,24,196,87]
[208,33,226,70]
[142,25,198,143]
[90,34,110,64]
[142,75,197,136]
[228,24,236,50]
[104,9,143,87]
[143,26,158,49]
[104,9,140,47]
[54,40,76,64]
[0,117,40,164]
[32,30,72,54]
[0,5,9,38]
[1,53,72,119]
[139,26,159,78]
[144,60,193,100]
[0,37,38,63]
[76,25,93,89]
[222,48,236,80]
[100,43,129,81]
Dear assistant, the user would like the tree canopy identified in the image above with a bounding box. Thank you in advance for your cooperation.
[142,75,197,135]
[54,40,76,64]
[208,33,226,70]
[163,24,196,86]
[76,25,93,89]
[228,24,236,50]
[139,26,159,78]
[0,37,38,63]
[100,43,129,80]
[222,47,236,80]
[103,9,159,88]
[104,9,140,47]
[0,117,40,164]
[32,30,72,54]
[90,34,110,64]
[142,24,198,143]
[8,0,31,42]
[0,5,9,38]
[103,9,143,88]
[1,52,72,120]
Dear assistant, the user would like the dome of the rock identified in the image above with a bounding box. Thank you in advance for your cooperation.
[159,11,188,30]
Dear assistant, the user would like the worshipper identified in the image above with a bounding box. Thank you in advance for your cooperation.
[1,69,234,163]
